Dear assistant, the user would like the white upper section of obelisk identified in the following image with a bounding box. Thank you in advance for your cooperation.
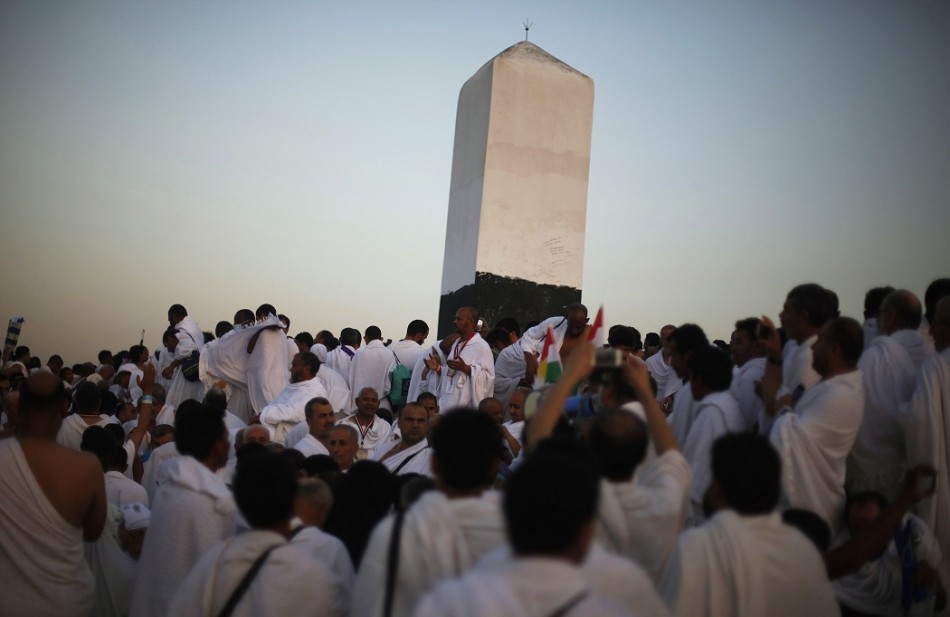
[440,42,594,294]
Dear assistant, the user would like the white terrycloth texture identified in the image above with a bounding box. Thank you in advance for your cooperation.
[325,345,358,388]
[681,391,746,526]
[595,450,691,585]
[408,342,447,405]
[492,343,526,406]
[84,503,136,617]
[661,510,838,617]
[349,339,397,409]
[372,438,433,476]
[903,347,950,586]
[316,364,353,415]
[0,439,95,617]
[891,327,936,370]
[56,413,119,451]
[415,556,633,617]
[770,370,864,533]
[292,433,330,457]
[130,456,236,617]
[438,334,495,412]
[259,377,328,443]
[731,357,765,432]
[848,335,916,499]
[351,490,505,617]
[168,530,347,617]
[105,470,149,508]
[289,524,356,590]
[666,384,696,448]
[834,514,942,615]
[477,543,671,617]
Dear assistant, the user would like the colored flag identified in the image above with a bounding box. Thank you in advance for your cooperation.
[535,326,561,387]
[588,305,605,347]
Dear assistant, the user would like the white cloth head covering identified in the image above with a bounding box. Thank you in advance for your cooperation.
[121,503,151,530]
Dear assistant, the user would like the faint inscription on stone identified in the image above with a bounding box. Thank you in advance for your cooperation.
[544,236,573,267]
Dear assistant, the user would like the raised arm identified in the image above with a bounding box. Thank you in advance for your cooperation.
[623,356,678,454]
[525,342,594,453]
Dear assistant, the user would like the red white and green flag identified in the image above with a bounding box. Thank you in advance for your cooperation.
[534,326,561,387]
[588,305,605,347]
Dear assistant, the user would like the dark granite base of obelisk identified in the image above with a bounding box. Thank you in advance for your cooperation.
[437,272,581,338]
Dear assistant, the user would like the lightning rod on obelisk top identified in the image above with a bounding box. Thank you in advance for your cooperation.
[523,19,532,41]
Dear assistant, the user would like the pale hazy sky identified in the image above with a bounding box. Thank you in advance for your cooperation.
[2,1,948,364]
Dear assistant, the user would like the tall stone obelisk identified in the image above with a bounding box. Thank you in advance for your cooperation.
[438,41,594,336]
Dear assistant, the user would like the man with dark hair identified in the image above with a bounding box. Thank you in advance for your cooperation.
[0,372,106,617]
[2,344,31,379]
[905,294,950,585]
[372,401,432,476]
[352,410,505,617]
[233,308,255,327]
[349,326,397,412]
[607,325,643,360]
[130,400,236,617]
[415,445,633,617]
[255,352,329,444]
[764,284,836,423]
[292,397,335,457]
[325,327,361,387]
[730,317,766,433]
[661,433,838,616]
[169,453,346,616]
[163,303,205,406]
[56,380,119,451]
[761,315,865,533]
[646,324,678,404]
[666,323,710,446]
[390,319,430,376]
[681,346,745,526]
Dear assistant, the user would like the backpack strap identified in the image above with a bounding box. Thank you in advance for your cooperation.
[383,508,407,617]
[217,544,280,617]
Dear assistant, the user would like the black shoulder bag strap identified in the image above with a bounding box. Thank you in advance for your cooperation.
[217,544,280,617]
[391,446,428,475]
[383,509,407,617]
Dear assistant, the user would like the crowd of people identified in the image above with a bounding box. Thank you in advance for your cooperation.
[1,277,949,616]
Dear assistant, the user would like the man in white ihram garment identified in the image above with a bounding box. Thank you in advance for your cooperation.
[349,325,397,411]
[728,318,766,432]
[903,295,950,586]
[168,452,346,617]
[660,433,838,617]
[371,401,432,476]
[252,352,328,443]
[325,328,361,387]
[847,289,921,500]
[492,305,589,406]
[761,315,865,534]
[414,444,634,617]
[422,307,495,412]
[351,410,506,617]
[130,400,236,617]
[163,304,206,407]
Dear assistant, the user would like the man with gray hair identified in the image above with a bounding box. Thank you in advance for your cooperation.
[291,477,355,589]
